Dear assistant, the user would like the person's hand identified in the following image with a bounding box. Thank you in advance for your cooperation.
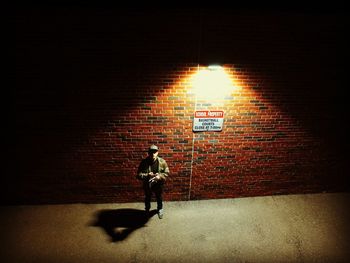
[154,174,160,180]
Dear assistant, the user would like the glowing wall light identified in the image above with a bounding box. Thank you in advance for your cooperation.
[190,65,235,100]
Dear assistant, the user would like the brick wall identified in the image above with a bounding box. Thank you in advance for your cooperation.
[11,9,348,204]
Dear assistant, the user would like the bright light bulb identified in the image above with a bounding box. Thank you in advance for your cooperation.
[191,66,234,100]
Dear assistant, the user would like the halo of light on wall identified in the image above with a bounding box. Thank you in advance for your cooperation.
[190,65,235,100]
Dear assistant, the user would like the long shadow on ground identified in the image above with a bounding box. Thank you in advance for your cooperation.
[91,209,157,242]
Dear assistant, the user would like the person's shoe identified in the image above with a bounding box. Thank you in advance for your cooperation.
[157,209,164,219]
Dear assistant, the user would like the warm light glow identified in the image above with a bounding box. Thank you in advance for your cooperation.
[190,65,235,100]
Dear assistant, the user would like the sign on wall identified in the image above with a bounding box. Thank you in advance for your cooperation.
[193,110,224,132]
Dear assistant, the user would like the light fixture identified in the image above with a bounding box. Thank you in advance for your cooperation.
[190,65,234,100]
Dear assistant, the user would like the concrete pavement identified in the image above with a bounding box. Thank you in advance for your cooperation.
[1,193,349,263]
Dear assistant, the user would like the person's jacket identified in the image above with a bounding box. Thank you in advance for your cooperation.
[136,156,169,184]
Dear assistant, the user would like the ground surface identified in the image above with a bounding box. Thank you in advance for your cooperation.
[1,193,349,263]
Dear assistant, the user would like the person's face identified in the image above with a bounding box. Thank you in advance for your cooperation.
[148,150,158,161]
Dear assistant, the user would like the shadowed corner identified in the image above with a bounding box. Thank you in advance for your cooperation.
[91,208,157,242]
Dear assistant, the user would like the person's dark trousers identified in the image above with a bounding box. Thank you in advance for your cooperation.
[143,183,163,211]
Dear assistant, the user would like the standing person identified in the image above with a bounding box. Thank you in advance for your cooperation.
[137,144,169,219]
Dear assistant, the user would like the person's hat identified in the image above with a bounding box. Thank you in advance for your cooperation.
[148,144,159,151]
